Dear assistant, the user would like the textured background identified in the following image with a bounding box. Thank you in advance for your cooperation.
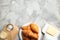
[0,0,60,40]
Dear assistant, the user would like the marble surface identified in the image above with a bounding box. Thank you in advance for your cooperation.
[0,0,60,40]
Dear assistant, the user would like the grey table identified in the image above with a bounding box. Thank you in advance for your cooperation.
[0,0,60,40]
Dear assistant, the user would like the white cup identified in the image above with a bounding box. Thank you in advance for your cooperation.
[7,24,13,31]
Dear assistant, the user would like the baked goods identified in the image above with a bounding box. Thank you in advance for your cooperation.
[22,30,38,39]
[30,23,38,33]
[22,26,30,30]
[0,31,7,39]
[21,23,38,40]
[22,33,30,40]
[46,25,58,36]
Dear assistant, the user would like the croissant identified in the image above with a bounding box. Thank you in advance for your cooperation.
[21,23,38,40]
[22,34,30,40]
[22,30,38,39]
[22,26,30,30]
[30,23,38,33]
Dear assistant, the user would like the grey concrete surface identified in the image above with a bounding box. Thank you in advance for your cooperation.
[0,0,60,40]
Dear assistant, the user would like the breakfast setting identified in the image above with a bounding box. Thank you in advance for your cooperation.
[0,0,60,40]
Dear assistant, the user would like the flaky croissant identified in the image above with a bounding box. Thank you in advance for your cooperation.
[30,23,38,33]
[21,23,38,40]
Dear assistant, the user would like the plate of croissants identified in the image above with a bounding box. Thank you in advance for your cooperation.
[19,22,42,40]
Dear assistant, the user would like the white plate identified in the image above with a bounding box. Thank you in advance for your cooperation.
[19,22,42,40]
